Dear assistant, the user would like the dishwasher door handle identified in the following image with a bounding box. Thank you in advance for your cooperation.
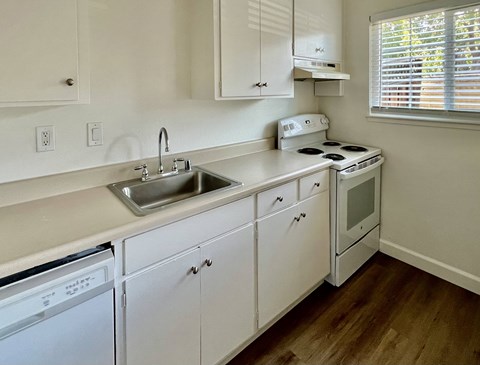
[0,312,44,340]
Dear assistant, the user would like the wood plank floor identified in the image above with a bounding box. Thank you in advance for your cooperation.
[227,253,480,365]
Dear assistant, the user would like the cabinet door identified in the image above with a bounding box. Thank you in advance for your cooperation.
[124,250,201,365]
[220,0,261,97]
[0,0,81,103]
[295,192,330,296]
[257,204,300,327]
[201,225,255,365]
[294,0,342,62]
[260,0,293,96]
[257,193,330,328]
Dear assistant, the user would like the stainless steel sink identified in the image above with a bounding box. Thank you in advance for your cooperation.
[108,167,242,216]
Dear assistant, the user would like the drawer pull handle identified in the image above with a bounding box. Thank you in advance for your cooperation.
[191,266,199,275]
[205,259,213,267]
[314,182,321,187]
[276,196,284,202]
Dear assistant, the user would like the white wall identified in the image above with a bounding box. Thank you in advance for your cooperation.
[318,0,480,287]
[0,0,317,184]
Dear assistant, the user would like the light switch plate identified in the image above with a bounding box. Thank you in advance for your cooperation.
[87,122,103,147]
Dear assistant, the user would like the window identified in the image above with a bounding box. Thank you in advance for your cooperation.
[370,2,480,119]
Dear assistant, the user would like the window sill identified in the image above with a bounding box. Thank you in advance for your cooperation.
[367,112,480,131]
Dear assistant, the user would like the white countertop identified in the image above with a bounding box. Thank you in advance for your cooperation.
[0,150,331,279]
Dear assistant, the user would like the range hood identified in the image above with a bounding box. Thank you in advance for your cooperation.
[294,59,350,81]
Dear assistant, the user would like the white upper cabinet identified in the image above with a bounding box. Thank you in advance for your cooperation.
[294,0,342,62]
[220,0,293,98]
[191,0,294,100]
[0,0,89,107]
[219,0,261,97]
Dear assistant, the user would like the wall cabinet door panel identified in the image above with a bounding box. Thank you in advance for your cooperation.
[294,0,342,62]
[260,0,294,96]
[220,0,261,97]
[219,0,293,98]
[0,0,89,106]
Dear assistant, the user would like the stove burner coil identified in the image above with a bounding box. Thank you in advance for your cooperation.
[323,153,345,161]
[297,148,324,155]
[323,141,341,146]
[341,145,368,152]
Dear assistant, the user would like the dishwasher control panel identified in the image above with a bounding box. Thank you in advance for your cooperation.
[0,251,113,333]
[46,267,107,306]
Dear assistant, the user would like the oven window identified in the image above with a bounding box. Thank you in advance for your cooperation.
[347,177,375,230]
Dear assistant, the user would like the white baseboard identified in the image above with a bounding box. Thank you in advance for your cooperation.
[380,239,480,295]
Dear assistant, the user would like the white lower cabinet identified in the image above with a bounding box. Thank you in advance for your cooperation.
[257,186,330,327]
[119,199,255,365]
[117,170,331,365]
[201,226,255,365]
[124,249,201,365]
[117,197,256,365]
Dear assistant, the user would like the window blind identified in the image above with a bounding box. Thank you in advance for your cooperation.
[370,3,480,114]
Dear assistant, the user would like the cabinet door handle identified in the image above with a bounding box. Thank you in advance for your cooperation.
[276,196,284,202]
[315,47,325,53]
[314,182,321,187]
[65,78,75,86]
[255,82,262,88]
[262,82,268,87]
[191,266,199,274]
[204,259,213,267]
[294,213,307,222]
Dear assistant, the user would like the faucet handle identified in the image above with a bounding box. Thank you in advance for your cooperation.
[172,158,192,172]
[134,163,149,181]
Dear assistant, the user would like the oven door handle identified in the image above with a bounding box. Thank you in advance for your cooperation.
[339,157,384,180]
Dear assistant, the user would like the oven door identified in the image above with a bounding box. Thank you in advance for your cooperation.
[336,157,384,254]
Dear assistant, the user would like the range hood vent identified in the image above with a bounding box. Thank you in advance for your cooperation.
[294,59,350,81]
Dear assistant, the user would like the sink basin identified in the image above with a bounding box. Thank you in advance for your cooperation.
[108,167,242,216]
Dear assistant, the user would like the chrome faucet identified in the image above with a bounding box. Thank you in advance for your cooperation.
[158,127,170,173]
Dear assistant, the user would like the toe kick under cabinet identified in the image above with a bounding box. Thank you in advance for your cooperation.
[113,168,330,365]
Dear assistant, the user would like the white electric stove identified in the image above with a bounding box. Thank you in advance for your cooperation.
[278,114,384,286]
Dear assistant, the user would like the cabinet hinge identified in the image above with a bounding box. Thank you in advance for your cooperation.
[121,292,127,308]
[255,310,259,328]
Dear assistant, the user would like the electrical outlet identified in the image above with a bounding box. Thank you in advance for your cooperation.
[36,126,55,152]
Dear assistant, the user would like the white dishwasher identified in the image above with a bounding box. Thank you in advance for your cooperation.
[0,245,115,365]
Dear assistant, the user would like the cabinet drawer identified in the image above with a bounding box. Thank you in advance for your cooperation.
[257,181,297,218]
[124,196,254,274]
[299,170,329,200]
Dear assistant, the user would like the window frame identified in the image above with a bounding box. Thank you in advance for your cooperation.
[369,0,480,125]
